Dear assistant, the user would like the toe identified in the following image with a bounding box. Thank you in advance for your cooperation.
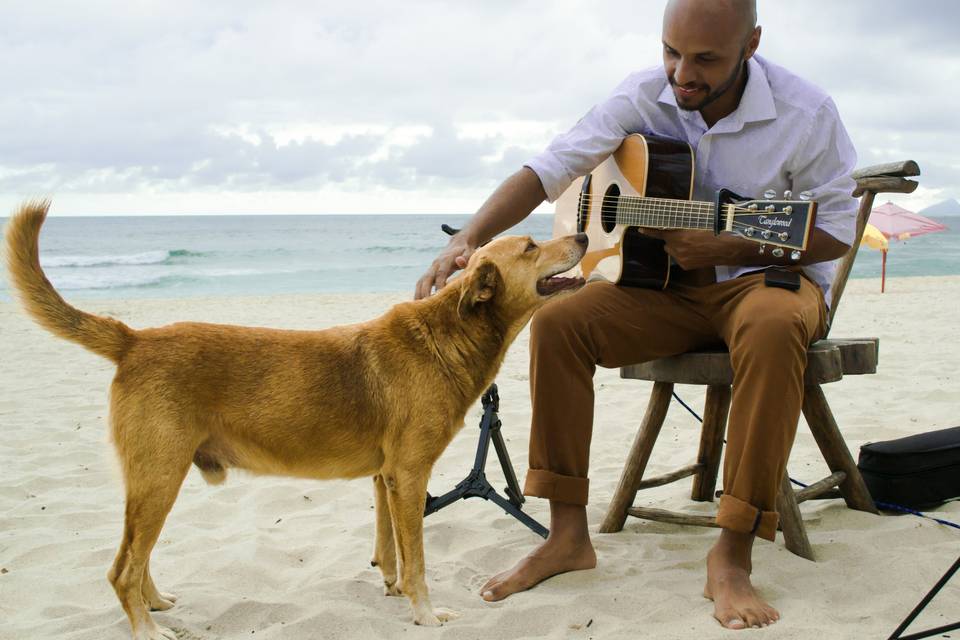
[482,579,515,602]
[480,571,507,593]
[480,577,506,601]
[481,587,501,602]
[714,605,741,629]
[725,617,746,630]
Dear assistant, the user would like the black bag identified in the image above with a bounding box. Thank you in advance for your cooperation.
[857,426,960,509]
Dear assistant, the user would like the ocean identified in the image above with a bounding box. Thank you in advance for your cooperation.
[0,214,956,301]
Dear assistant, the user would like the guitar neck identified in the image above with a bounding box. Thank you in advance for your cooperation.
[614,195,721,230]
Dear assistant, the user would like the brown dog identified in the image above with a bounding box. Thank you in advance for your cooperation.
[5,200,587,640]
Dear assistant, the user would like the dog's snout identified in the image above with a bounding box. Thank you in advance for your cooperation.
[574,233,589,248]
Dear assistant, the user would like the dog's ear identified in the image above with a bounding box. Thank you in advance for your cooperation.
[457,259,500,315]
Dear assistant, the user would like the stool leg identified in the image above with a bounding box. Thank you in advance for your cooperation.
[691,384,731,502]
[802,384,878,514]
[776,472,815,561]
[600,381,673,533]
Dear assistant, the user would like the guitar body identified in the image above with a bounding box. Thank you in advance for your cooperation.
[553,133,695,288]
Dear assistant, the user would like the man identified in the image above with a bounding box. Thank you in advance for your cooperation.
[415,0,857,630]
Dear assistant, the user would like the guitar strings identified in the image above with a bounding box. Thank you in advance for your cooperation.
[575,192,803,209]
[575,193,802,209]
[573,220,802,249]
[571,212,804,247]
[575,194,802,219]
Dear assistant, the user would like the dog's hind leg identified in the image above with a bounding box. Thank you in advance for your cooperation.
[383,468,460,626]
[107,423,194,640]
[371,474,401,596]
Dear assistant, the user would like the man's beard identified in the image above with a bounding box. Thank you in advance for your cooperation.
[670,53,746,112]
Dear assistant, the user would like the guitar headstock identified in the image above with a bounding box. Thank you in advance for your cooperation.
[723,196,816,252]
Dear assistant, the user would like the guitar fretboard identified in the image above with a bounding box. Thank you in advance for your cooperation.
[613,195,719,230]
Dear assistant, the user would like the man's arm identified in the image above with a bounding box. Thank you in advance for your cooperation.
[414,167,547,299]
[414,71,655,299]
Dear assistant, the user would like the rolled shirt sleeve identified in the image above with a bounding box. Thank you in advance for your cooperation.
[787,97,859,246]
[525,77,649,203]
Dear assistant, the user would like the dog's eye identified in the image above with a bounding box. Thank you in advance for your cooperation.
[524,241,537,253]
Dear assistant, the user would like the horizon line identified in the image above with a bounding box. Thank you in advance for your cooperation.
[0,211,556,219]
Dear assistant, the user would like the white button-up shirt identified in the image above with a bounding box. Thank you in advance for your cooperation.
[526,55,858,307]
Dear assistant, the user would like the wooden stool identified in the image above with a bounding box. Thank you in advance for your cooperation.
[599,339,880,560]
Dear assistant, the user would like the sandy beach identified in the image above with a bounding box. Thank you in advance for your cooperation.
[1,276,957,640]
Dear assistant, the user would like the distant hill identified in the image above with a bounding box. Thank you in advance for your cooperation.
[920,199,960,217]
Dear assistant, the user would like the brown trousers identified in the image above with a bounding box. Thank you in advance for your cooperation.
[522,272,828,541]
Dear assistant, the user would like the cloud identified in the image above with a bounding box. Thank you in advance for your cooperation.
[0,0,956,213]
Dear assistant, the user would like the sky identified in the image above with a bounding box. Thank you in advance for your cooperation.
[1,0,958,216]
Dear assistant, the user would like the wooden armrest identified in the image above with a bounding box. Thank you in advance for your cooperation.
[852,160,920,180]
[852,160,920,197]
[853,176,919,197]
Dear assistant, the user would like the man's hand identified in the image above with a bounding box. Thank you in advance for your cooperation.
[641,225,850,269]
[412,167,548,299]
[415,233,476,299]
[640,228,746,270]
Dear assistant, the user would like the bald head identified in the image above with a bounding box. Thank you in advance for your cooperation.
[664,0,757,40]
[660,0,761,123]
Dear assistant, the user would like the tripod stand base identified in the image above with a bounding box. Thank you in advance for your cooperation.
[424,384,548,539]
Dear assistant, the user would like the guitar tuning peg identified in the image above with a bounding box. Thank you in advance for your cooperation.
[763,189,776,200]
[799,191,813,201]
[758,244,766,255]
[772,247,785,258]
[790,250,802,261]
[783,190,793,200]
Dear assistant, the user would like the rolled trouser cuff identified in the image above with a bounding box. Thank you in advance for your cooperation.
[716,494,779,541]
[523,469,590,506]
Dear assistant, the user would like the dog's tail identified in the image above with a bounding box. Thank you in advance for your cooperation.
[4,200,135,363]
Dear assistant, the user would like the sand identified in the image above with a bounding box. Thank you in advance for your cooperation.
[1,276,958,640]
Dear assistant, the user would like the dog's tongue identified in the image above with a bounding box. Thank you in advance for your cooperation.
[537,275,585,295]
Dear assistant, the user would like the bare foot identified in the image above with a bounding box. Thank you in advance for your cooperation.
[480,536,596,601]
[703,531,780,629]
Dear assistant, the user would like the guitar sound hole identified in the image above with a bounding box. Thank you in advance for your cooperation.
[601,184,620,233]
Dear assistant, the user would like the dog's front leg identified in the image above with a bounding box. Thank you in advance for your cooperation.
[383,469,459,626]
[371,474,401,596]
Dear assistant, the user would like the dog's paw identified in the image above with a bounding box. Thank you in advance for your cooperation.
[146,592,178,611]
[434,608,460,622]
[414,607,460,626]
[133,621,179,639]
[383,580,403,597]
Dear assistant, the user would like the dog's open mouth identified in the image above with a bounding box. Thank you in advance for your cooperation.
[536,274,586,296]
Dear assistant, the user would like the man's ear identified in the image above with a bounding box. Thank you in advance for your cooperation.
[457,259,500,315]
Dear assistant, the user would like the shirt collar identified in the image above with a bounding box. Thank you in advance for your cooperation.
[657,56,777,132]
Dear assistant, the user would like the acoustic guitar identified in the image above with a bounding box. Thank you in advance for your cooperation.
[552,133,816,288]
